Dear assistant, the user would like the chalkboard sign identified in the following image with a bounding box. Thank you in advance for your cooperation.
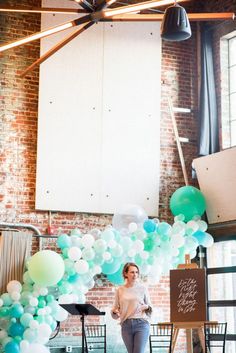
[170,268,206,322]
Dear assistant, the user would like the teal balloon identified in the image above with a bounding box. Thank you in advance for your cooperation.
[8,322,24,337]
[170,186,206,222]
[9,304,24,318]
[56,234,71,249]
[0,307,10,317]
[143,236,155,252]
[143,219,156,233]
[107,266,124,285]
[157,222,171,235]
[19,291,32,306]
[4,341,20,353]
[102,258,121,275]
[134,254,144,266]
[68,273,80,283]
[1,293,13,306]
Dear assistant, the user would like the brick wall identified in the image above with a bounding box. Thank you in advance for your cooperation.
[0,0,225,351]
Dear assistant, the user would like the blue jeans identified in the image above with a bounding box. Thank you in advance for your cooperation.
[121,319,150,353]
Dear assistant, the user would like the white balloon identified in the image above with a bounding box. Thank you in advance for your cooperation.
[101,229,115,242]
[68,247,82,261]
[44,306,52,315]
[37,308,46,316]
[93,239,107,253]
[81,234,95,248]
[107,239,117,249]
[127,249,136,257]
[133,239,144,253]
[103,252,112,261]
[10,291,21,301]
[29,297,38,307]
[110,244,123,258]
[38,323,52,337]
[58,294,73,304]
[197,220,208,232]
[7,280,22,293]
[53,307,68,322]
[20,340,30,353]
[170,234,185,247]
[186,220,199,233]
[184,235,198,251]
[30,320,39,329]
[92,265,102,275]
[75,259,89,274]
[0,298,3,307]
[23,343,50,353]
[39,287,48,296]
[81,248,95,261]
[70,235,82,247]
[119,236,133,250]
[139,250,149,260]
[128,222,138,233]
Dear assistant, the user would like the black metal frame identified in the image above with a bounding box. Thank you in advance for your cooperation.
[204,322,227,353]
[85,324,106,353]
[149,323,173,353]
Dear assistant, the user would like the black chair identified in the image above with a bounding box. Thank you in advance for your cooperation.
[204,322,227,353]
[149,323,173,353]
[85,324,106,353]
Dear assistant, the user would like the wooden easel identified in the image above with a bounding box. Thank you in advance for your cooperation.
[170,255,216,353]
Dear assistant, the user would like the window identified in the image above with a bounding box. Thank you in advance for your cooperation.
[206,238,236,353]
[221,32,236,148]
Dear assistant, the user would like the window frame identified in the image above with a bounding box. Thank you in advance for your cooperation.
[221,31,236,149]
[205,223,236,342]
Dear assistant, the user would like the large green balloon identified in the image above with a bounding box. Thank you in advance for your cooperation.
[28,250,65,286]
[170,186,206,222]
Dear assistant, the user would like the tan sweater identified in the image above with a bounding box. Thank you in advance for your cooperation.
[111,282,152,324]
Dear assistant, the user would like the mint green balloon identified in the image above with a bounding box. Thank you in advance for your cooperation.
[170,186,206,222]
[28,250,65,286]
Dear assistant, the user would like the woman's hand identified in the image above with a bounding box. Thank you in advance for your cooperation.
[112,308,120,317]
[140,304,149,312]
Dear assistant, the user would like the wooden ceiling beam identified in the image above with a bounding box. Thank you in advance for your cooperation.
[102,12,235,21]
[0,6,88,14]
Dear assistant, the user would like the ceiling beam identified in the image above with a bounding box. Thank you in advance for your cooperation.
[0,6,88,14]
[102,12,235,21]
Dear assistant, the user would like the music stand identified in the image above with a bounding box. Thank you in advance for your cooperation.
[60,304,105,353]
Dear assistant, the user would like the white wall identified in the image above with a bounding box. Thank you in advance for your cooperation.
[36,0,161,216]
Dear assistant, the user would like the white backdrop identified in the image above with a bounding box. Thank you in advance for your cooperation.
[36,0,161,215]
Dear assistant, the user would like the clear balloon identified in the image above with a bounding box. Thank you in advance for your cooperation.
[112,204,148,231]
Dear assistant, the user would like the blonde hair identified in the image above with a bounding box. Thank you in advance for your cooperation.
[122,262,140,279]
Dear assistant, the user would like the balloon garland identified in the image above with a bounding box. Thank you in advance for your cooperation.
[0,187,213,353]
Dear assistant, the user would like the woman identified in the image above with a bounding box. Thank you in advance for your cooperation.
[111,262,152,353]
